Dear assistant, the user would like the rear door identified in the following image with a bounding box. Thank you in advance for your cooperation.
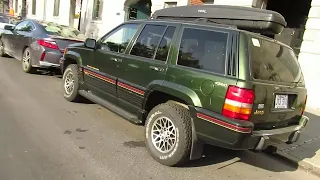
[246,34,307,130]
[116,23,178,112]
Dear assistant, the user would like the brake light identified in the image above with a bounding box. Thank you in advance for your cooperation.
[37,39,59,50]
[301,95,307,116]
[222,86,255,121]
[40,52,45,61]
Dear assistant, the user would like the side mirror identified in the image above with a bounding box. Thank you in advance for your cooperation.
[85,38,97,49]
[4,25,15,31]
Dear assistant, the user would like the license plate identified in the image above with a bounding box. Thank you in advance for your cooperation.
[275,95,288,109]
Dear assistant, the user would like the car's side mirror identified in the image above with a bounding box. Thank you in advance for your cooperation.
[85,38,97,49]
[4,25,15,31]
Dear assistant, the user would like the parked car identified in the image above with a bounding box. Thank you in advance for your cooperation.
[60,5,309,166]
[0,14,22,35]
[0,19,86,73]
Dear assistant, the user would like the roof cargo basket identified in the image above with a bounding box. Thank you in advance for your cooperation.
[151,5,287,35]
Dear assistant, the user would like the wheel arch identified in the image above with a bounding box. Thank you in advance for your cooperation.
[63,51,82,73]
[143,81,202,114]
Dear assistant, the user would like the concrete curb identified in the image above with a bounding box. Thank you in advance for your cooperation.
[276,150,320,177]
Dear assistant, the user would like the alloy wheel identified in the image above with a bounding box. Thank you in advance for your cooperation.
[64,71,75,96]
[22,50,31,71]
[151,116,177,153]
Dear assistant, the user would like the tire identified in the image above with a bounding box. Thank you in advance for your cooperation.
[62,64,82,102]
[0,39,5,57]
[22,47,37,73]
[145,102,192,166]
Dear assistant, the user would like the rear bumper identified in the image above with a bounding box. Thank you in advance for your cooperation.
[189,106,309,151]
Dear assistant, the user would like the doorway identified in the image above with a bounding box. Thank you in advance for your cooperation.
[124,0,152,21]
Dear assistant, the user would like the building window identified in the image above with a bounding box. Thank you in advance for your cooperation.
[32,0,36,15]
[53,0,60,16]
[92,0,103,20]
[203,0,214,4]
[164,2,177,8]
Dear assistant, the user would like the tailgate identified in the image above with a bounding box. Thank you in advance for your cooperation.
[247,35,307,130]
[250,81,307,130]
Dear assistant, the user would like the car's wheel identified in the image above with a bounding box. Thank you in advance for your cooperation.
[22,47,36,73]
[63,64,82,102]
[0,39,5,57]
[145,102,192,166]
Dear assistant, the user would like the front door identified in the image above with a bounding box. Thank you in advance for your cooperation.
[84,23,140,101]
[117,23,178,111]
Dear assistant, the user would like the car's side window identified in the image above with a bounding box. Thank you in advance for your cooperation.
[154,26,176,61]
[15,21,30,31]
[177,28,228,74]
[130,24,167,59]
[99,23,139,53]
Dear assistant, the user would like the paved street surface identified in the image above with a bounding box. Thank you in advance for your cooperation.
[0,57,318,180]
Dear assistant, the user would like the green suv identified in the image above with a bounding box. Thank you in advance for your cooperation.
[60,5,309,166]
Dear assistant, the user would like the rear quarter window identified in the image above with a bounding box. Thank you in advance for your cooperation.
[177,27,228,74]
[249,37,301,83]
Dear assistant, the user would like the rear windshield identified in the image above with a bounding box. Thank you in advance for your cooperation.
[249,36,301,83]
[40,22,86,40]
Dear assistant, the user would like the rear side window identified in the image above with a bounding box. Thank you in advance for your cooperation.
[250,37,301,83]
[155,26,176,61]
[177,28,228,74]
[130,24,166,59]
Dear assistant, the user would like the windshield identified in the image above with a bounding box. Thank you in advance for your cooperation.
[249,36,302,83]
[41,22,86,40]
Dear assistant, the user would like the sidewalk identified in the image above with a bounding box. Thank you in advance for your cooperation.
[275,108,320,177]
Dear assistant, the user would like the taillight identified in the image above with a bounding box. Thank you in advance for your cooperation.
[301,95,307,116]
[40,52,45,61]
[37,39,59,50]
[222,86,255,121]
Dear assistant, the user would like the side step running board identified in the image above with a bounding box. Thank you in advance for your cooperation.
[79,90,142,124]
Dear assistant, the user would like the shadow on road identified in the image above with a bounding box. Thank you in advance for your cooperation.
[180,111,320,172]
[180,145,298,172]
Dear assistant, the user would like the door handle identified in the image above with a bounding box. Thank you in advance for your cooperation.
[149,66,164,72]
[110,57,122,63]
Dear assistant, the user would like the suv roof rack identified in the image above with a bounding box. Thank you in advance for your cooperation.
[151,5,287,35]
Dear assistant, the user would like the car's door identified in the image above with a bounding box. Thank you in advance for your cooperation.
[14,21,35,58]
[116,23,179,112]
[2,20,29,56]
[83,23,140,101]
[10,20,33,59]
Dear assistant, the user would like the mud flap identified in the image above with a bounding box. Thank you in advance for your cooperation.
[189,117,204,160]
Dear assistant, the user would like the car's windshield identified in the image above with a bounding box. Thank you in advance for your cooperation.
[40,22,86,40]
[249,35,302,83]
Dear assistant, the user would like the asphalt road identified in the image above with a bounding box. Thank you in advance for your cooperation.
[0,57,318,180]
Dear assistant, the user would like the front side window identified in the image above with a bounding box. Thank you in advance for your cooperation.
[100,23,139,53]
[130,24,167,59]
[92,0,103,20]
[15,21,33,32]
[177,28,228,74]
